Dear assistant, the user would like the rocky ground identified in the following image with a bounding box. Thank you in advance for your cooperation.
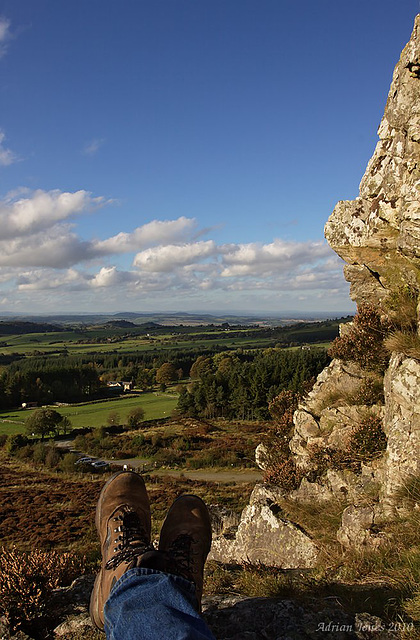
[0,573,401,640]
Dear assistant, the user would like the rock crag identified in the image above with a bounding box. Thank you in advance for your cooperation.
[325,15,420,308]
[212,14,420,562]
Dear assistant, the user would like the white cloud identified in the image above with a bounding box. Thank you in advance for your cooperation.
[17,269,82,291]
[91,266,138,288]
[83,138,105,156]
[94,217,198,256]
[0,185,350,310]
[0,230,92,268]
[133,240,217,271]
[0,130,18,166]
[0,188,109,239]
[0,17,11,59]
[220,239,331,277]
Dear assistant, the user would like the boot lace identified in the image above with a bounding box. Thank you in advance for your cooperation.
[167,533,196,580]
[105,507,151,570]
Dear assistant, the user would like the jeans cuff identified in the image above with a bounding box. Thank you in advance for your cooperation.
[109,567,197,599]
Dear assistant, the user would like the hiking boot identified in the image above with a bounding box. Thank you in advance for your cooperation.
[158,495,212,611]
[90,471,153,630]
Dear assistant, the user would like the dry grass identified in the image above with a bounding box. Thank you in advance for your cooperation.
[310,374,384,416]
[384,285,418,332]
[385,330,420,360]
[279,497,346,557]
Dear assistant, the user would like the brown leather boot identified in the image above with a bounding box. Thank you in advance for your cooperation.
[158,495,212,611]
[90,471,153,630]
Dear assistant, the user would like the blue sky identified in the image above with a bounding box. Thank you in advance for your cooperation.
[0,1,418,315]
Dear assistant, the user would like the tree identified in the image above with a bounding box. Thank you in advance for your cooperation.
[126,406,145,429]
[25,408,63,440]
[59,415,72,435]
[190,356,213,380]
[156,362,177,385]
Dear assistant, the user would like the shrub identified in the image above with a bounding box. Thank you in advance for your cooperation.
[5,434,29,454]
[151,434,163,448]
[348,414,387,460]
[152,448,185,467]
[33,442,47,464]
[74,434,87,450]
[268,390,300,432]
[132,433,145,447]
[45,446,61,468]
[95,425,107,440]
[126,406,145,429]
[0,547,84,631]
[59,452,79,473]
[0,433,8,448]
[307,443,360,475]
[172,436,191,451]
[14,444,34,461]
[187,449,239,469]
[328,305,390,371]
[262,455,303,492]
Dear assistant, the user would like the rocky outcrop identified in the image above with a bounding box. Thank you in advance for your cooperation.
[209,485,319,569]
[325,15,420,307]
[226,15,420,559]
[382,353,420,513]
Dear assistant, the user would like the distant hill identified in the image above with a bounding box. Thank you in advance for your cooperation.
[102,320,138,329]
[0,311,355,328]
[0,321,62,335]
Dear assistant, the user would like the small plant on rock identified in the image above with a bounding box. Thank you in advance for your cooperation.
[328,305,390,371]
[348,375,385,406]
[348,413,387,460]
[262,455,303,491]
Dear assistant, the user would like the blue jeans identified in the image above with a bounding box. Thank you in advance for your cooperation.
[104,568,216,640]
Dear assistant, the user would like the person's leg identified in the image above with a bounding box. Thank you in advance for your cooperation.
[104,568,215,640]
[90,470,154,629]
[158,494,212,612]
[90,472,215,639]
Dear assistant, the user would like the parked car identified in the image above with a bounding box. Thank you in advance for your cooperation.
[91,460,110,470]
[75,456,94,465]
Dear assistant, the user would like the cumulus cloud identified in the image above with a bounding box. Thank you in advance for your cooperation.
[133,241,217,271]
[0,185,349,309]
[220,239,331,277]
[0,229,92,268]
[0,130,18,166]
[0,17,11,59]
[94,217,198,256]
[91,266,139,288]
[0,188,108,239]
[17,268,83,291]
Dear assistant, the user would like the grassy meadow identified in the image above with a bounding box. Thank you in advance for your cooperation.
[0,391,178,434]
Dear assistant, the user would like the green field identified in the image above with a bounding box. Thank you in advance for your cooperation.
[0,392,178,434]
[0,319,342,358]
